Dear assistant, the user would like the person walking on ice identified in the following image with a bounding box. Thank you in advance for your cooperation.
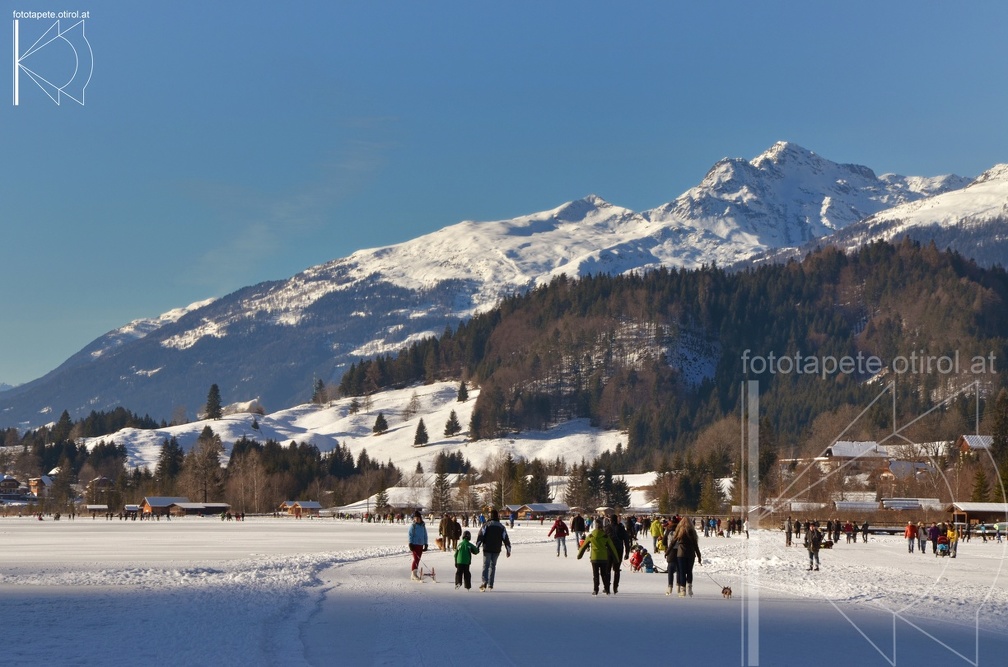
[805,521,823,571]
[577,517,619,596]
[454,530,479,590]
[407,510,428,581]
[475,509,511,591]
[547,515,570,557]
[668,514,703,597]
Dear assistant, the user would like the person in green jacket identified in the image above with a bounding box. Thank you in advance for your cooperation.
[577,517,620,595]
[454,530,480,590]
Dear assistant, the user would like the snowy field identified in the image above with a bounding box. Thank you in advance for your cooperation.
[2,516,1007,666]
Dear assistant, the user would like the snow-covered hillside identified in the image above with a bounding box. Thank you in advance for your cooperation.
[83,382,624,475]
[752,163,1008,268]
[832,163,1008,247]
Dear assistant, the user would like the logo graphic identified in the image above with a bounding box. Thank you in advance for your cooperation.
[13,18,93,105]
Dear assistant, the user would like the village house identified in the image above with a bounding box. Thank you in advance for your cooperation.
[140,496,189,517]
[956,434,993,456]
[28,475,53,498]
[0,473,21,493]
[279,500,322,518]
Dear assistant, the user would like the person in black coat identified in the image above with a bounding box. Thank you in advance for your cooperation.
[475,509,512,591]
[605,514,632,595]
[570,513,587,546]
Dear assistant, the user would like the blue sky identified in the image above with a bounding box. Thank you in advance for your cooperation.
[2,1,1006,386]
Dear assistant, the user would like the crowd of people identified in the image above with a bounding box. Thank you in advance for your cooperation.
[407,509,713,598]
[405,509,1003,595]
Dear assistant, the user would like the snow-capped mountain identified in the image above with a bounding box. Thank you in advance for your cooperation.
[0,142,997,429]
[643,141,972,269]
[751,162,1008,267]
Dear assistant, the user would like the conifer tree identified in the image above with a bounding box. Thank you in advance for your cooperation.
[154,436,185,494]
[971,467,991,503]
[444,410,462,437]
[414,418,429,446]
[205,384,223,420]
[374,487,390,513]
[312,378,327,405]
[431,471,452,512]
[457,381,469,402]
[372,412,388,435]
[697,474,724,515]
[184,425,223,502]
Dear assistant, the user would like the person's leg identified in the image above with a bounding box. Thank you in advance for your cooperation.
[463,564,471,589]
[612,561,621,594]
[676,556,687,594]
[592,561,601,594]
[487,551,499,588]
[455,564,463,588]
[481,552,491,588]
[601,561,612,594]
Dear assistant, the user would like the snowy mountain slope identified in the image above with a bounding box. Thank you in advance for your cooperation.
[80,381,623,476]
[749,164,1008,268]
[832,163,1008,244]
[0,142,989,428]
[647,141,971,250]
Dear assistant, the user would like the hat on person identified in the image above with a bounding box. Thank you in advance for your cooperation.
[462,530,471,540]
[414,510,422,519]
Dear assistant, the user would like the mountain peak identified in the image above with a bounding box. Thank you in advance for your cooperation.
[550,194,618,223]
[972,163,1008,185]
[753,141,816,165]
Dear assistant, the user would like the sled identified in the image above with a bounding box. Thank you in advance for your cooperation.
[415,561,438,583]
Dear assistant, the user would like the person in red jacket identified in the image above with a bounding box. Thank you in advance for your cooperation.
[548,516,570,557]
[904,520,917,553]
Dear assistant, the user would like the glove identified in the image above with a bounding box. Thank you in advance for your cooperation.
[506,550,511,558]
[423,545,428,551]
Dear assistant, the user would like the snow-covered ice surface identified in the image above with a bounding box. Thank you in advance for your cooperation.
[2,517,1007,666]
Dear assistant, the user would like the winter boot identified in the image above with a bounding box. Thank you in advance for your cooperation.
[687,583,693,597]
[678,586,686,597]
[411,569,420,581]
[666,586,673,596]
